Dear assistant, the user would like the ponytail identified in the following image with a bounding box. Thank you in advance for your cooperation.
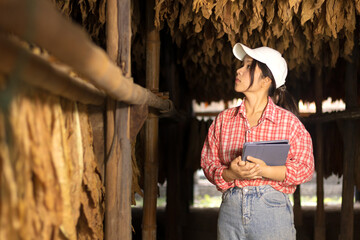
[250,60,299,116]
[271,85,299,116]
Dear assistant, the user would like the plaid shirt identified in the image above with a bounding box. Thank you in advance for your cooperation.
[201,97,314,194]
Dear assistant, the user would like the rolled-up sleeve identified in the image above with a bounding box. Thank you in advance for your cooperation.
[280,128,314,187]
[201,118,234,191]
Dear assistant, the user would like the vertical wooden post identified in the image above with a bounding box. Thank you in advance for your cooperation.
[339,36,358,240]
[105,0,119,239]
[117,0,132,239]
[105,0,132,239]
[293,186,302,227]
[339,36,359,240]
[142,1,160,239]
[314,67,325,240]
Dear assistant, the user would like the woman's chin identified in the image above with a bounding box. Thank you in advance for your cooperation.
[234,85,245,93]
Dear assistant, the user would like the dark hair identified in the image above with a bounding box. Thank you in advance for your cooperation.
[248,59,299,116]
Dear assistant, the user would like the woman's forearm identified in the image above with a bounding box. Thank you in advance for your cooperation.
[261,165,286,181]
[222,168,236,182]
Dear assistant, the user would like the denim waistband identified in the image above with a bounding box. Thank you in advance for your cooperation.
[226,185,278,196]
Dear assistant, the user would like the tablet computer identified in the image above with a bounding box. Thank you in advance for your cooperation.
[242,140,290,166]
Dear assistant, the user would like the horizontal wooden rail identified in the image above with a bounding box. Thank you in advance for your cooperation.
[0,36,106,105]
[0,0,174,113]
[303,108,360,123]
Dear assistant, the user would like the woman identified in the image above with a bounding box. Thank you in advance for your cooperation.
[201,43,314,240]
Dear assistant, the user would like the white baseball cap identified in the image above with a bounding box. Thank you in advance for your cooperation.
[232,43,287,88]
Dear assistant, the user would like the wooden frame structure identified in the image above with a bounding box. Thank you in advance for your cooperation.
[1,0,360,240]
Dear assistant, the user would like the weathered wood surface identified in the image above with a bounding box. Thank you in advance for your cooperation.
[105,0,132,239]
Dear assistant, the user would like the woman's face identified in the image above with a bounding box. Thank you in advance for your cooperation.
[234,55,264,93]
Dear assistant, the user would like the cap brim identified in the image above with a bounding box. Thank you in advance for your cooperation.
[233,43,246,60]
[233,43,257,61]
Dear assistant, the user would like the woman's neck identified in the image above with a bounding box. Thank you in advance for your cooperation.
[244,93,268,116]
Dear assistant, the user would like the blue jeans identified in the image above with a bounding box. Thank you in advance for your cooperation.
[218,185,296,240]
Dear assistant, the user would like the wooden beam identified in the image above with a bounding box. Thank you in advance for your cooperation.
[303,108,360,123]
[0,36,105,105]
[314,67,325,240]
[142,1,160,239]
[0,0,174,112]
[339,35,359,240]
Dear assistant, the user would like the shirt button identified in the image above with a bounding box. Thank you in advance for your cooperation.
[247,130,251,134]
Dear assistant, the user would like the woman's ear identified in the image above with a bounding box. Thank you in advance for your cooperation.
[262,76,272,88]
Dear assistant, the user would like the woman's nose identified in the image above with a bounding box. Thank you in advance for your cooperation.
[236,68,242,75]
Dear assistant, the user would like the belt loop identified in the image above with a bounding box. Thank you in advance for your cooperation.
[256,186,261,198]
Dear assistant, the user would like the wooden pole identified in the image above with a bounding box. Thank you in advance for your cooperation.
[116,0,132,239]
[0,0,173,112]
[0,36,105,105]
[339,35,358,240]
[303,108,360,123]
[314,67,325,240]
[105,0,132,239]
[142,1,160,239]
[105,0,120,239]
[293,186,302,227]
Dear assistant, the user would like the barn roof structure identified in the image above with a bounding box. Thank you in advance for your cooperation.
[153,0,360,102]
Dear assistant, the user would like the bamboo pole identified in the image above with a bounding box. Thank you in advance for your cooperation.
[0,0,173,112]
[314,67,325,240]
[0,36,105,105]
[142,1,160,239]
[339,35,359,240]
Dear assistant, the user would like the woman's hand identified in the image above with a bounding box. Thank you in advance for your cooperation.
[222,156,262,182]
[247,156,286,181]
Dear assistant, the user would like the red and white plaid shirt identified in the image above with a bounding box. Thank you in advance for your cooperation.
[201,97,314,194]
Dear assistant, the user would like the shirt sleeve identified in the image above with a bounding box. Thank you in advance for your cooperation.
[201,116,235,191]
[280,124,315,187]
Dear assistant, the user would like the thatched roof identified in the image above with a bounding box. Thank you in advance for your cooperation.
[153,0,360,102]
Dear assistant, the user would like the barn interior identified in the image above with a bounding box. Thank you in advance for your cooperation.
[1,0,360,240]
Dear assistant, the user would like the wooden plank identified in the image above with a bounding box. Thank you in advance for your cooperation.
[314,67,325,240]
[339,36,359,240]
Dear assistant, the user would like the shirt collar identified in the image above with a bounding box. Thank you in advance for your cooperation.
[232,97,277,124]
